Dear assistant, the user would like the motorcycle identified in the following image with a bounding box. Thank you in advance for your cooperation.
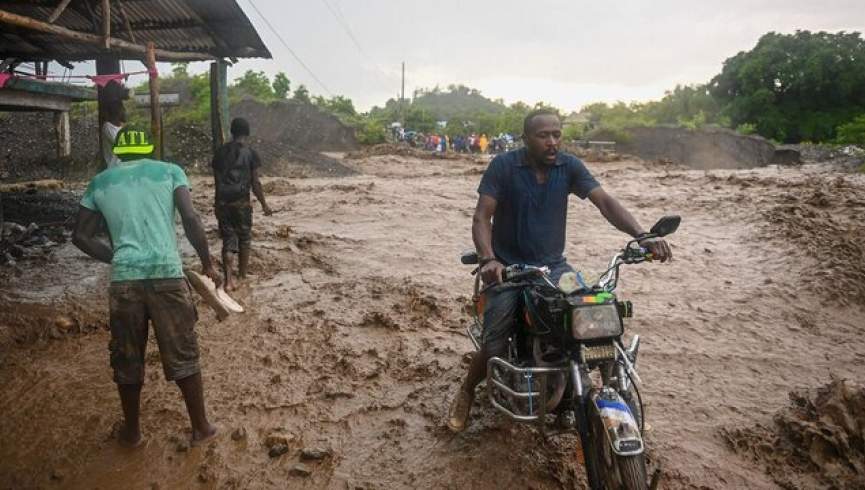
[461,216,680,490]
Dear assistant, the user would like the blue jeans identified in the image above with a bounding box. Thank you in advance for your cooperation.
[480,261,574,357]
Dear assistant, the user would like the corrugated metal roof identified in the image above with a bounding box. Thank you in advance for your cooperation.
[0,0,271,61]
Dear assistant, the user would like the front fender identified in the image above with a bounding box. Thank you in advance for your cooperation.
[591,388,644,456]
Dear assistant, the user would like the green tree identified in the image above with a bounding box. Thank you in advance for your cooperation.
[292,84,311,104]
[272,72,291,99]
[644,84,720,126]
[232,70,274,101]
[835,114,865,145]
[313,95,356,119]
[355,118,386,144]
[404,106,436,133]
[710,30,865,143]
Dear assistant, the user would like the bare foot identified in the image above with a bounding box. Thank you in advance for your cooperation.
[118,424,143,448]
[191,424,218,447]
[224,278,236,292]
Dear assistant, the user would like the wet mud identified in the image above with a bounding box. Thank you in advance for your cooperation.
[721,379,865,489]
[1,151,864,489]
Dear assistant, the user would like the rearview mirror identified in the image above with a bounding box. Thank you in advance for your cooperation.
[649,215,681,237]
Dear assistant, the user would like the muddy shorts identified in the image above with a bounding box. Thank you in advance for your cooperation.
[481,261,575,357]
[108,278,200,384]
[215,200,252,254]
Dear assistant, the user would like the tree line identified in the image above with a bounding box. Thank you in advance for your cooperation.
[125,29,864,146]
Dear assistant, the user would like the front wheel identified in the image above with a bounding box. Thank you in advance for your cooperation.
[585,403,648,490]
[615,454,648,490]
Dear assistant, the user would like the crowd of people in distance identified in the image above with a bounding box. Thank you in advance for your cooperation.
[393,127,518,155]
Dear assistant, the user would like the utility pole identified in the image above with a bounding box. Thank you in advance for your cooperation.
[400,61,405,125]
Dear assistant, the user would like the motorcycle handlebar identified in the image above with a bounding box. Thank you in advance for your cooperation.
[501,267,542,283]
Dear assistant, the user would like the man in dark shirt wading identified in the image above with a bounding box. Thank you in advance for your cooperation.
[447,110,673,432]
[211,118,272,291]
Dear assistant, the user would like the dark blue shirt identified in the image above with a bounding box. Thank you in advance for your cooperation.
[478,148,600,266]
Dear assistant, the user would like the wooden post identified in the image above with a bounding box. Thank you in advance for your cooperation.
[95,55,119,169]
[101,0,111,49]
[55,111,71,158]
[146,42,162,159]
[209,60,228,154]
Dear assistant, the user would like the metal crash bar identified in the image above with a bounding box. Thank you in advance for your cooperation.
[487,356,568,422]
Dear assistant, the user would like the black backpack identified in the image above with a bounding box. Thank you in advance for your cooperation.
[214,142,254,202]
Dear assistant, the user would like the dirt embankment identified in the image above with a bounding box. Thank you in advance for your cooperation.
[0,97,361,183]
[619,127,788,170]
[232,99,358,153]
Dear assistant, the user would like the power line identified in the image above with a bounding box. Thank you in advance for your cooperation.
[244,0,333,96]
[319,0,392,90]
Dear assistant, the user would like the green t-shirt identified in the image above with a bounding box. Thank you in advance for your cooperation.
[80,158,189,282]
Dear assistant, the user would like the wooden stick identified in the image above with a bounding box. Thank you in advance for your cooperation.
[55,111,71,158]
[146,42,162,159]
[0,8,214,61]
[101,0,110,49]
[115,0,136,44]
[47,0,73,23]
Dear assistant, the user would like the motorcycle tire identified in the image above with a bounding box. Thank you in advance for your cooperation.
[579,403,605,490]
[586,402,649,490]
[616,454,648,490]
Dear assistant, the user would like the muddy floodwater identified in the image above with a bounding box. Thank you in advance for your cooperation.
[1,152,864,489]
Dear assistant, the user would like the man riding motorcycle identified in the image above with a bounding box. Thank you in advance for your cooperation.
[447,109,672,432]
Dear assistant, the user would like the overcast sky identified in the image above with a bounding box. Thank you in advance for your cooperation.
[62,0,864,112]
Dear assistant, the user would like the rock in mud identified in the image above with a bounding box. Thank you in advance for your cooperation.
[268,443,289,458]
[264,434,290,447]
[231,427,247,441]
[300,447,331,461]
[54,315,75,332]
[290,463,312,477]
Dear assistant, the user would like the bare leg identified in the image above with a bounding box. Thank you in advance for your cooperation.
[238,244,250,280]
[175,372,217,443]
[222,248,236,292]
[117,383,143,447]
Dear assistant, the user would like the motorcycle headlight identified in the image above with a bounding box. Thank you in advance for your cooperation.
[571,304,623,340]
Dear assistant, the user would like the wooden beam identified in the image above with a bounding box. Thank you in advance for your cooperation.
[55,110,70,157]
[115,0,136,44]
[146,42,162,159]
[209,60,228,154]
[0,8,215,61]
[0,88,71,111]
[3,76,96,100]
[101,0,110,49]
[47,0,72,23]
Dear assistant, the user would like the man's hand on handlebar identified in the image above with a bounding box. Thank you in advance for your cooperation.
[480,259,505,285]
[639,237,672,262]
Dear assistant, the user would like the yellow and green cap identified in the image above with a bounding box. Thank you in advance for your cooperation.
[113,127,154,156]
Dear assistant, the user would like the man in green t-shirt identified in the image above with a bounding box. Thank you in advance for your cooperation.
[73,127,219,447]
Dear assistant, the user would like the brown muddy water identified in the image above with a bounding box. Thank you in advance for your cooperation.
[1,152,864,489]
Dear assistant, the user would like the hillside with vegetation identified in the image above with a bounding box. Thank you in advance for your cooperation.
[113,29,864,152]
